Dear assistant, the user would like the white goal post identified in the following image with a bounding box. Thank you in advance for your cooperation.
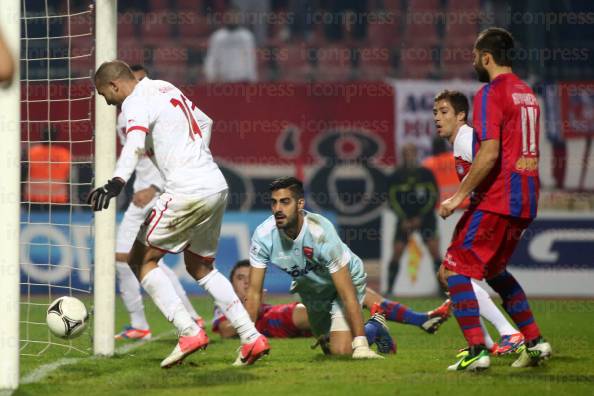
[0,0,20,389]
[93,0,117,357]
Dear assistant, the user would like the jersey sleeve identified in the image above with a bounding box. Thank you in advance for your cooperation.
[318,224,351,274]
[454,127,474,163]
[121,96,150,135]
[473,85,503,142]
[113,131,145,182]
[116,111,127,146]
[249,232,271,269]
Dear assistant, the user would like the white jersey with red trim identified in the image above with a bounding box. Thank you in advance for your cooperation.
[116,111,164,193]
[116,78,226,197]
[453,124,475,181]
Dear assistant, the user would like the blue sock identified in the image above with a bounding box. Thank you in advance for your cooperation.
[380,300,428,327]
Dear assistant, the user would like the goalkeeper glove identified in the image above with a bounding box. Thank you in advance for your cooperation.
[87,177,125,211]
[352,336,383,359]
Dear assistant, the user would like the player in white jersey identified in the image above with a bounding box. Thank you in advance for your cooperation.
[246,177,392,359]
[433,89,525,356]
[113,65,204,341]
[89,60,269,368]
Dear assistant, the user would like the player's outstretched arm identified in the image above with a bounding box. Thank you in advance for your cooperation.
[245,266,266,323]
[331,267,381,359]
[439,139,500,218]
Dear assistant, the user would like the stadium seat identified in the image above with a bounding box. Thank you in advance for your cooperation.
[367,14,402,49]
[275,43,313,82]
[176,11,211,40]
[152,44,189,67]
[314,45,354,81]
[118,38,148,65]
[357,46,393,80]
[149,0,171,12]
[117,14,137,39]
[445,0,480,13]
[68,12,92,37]
[175,0,204,12]
[141,11,173,44]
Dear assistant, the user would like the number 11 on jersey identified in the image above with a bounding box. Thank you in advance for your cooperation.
[521,106,537,155]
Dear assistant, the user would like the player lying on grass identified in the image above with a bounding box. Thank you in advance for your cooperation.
[244,177,400,358]
[213,260,451,339]
[112,64,204,341]
[89,60,268,368]
[437,28,551,371]
[433,89,525,356]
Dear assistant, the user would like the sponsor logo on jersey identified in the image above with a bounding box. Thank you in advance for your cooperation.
[515,156,538,172]
[284,261,324,278]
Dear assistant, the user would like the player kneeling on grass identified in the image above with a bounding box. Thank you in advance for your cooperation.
[245,177,394,359]
[89,60,269,368]
[214,260,451,341]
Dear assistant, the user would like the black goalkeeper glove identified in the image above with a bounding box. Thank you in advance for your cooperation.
[87,177,125,211]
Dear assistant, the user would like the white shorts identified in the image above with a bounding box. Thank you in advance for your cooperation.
[115,197,158,254]
[136,189,228,257]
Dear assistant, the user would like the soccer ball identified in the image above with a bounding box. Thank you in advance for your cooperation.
[46,296,89,339]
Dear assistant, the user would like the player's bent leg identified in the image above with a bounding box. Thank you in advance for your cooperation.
[443,268,490,371]
[486,270,551,367]
[292,303,311,332]
[129,242,206,367]
[365,287,450,334]
[184,250,268,365]
[471,279,524,355]
[329,331,353,355]
[115,251,151,339]
[158,259,204,327]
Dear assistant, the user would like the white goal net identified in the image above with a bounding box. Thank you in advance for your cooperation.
[19,0,95,357]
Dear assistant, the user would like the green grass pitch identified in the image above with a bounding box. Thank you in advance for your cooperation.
[14,296,594,396]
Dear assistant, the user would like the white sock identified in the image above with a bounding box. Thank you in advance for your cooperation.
[158,260,200,320]
[472,280,517,336]
[116,261,149,330]
[141,267,199,336]
[480,318,495,349]
[197,269,260,344]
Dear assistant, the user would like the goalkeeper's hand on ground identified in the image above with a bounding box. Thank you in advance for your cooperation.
[87,177,125,211]
[351,336,383,359]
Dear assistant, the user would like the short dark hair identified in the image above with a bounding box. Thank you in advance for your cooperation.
[130,64,149,76]
[269,176,304,199]
[94,60,135,87]
[434,90,469,122]
[475,27,514,67]
[230,259,250,280]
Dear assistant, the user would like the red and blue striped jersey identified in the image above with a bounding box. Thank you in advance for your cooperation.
[472,73,540,219]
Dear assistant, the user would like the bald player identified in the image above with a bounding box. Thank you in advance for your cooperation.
[88,60,269,368]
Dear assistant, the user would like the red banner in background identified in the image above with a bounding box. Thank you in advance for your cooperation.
[187,82,395,166]
[560,81,594,138]
[23,82,396,165]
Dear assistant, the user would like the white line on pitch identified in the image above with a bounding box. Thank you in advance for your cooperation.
[20,330,174,386]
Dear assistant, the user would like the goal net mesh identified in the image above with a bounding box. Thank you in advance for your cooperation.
[20,0,95,356]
